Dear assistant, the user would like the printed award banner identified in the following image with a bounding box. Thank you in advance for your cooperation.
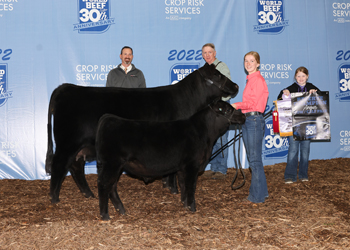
[291,92,331,141]
[274,99,293,137]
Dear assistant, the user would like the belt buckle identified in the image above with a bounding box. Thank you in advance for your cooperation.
[246,111,259,117]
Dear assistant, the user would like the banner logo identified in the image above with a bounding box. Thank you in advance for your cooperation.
[73,0,115,34]
[260,63,292,86]
[254,0,289,34]
[332,2,350,23]
[306,124,317,136]
[0,0,17,18]
[75,64,117,86]
[340,130,350,151]
[165,0,204,21]
[335,63,350,101]
[170,63,200,85]
[0,64,13,107]
[263,116,289,159]
[1,142,17,162]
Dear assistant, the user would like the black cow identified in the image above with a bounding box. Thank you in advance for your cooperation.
[96,100,246,220]
[46,63,239,204]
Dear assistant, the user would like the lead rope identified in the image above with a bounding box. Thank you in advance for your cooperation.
[210,110,274,190]
[231,124,245,190]
[220,136,224,157]
[230,110,274,189]
[215,60,226,159]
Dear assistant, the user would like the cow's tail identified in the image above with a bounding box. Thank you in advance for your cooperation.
[45,90,55,175]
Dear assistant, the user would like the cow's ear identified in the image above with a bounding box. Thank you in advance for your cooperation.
[198,65,209,79]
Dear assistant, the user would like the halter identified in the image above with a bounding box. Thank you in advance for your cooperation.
[197,66,229,92]
[214,61,229,90]
[208,102,235,125]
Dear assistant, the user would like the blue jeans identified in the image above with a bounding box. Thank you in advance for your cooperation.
[284,136,311,182]
[242,114,268,203]
[210,131,229,174]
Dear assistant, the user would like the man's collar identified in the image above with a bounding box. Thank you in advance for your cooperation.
[120,64,132,70]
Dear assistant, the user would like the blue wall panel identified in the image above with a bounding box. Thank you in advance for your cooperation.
[0,0,349,179]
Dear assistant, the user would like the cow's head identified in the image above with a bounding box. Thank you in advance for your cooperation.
[210,100,246,125]
[198,63,239,99]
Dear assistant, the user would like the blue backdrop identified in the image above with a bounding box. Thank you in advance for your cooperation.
[1,0,349,179]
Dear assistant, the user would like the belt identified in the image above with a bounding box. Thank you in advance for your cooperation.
[245,111,263,117]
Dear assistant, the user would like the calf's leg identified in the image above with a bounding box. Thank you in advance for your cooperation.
[109,180,126,215]
[98,176,114,221]
[184,167,199,212]
[98,185,111,221]
[98,162,123,220]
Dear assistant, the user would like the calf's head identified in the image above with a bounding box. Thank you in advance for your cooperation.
[210,100,246,126]
[198,64,239,99]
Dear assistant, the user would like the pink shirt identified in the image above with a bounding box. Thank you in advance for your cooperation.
[234,71,269,114]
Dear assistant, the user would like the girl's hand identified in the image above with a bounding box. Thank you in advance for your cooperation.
[309,89,317,94]
[283,89,290,96]
[231,103,237,109]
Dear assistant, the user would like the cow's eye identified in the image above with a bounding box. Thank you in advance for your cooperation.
[219,108,222,111]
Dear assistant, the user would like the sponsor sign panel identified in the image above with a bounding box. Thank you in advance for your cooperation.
[291,92,331,141]
[74,0,115,33]
[254,0,289,34]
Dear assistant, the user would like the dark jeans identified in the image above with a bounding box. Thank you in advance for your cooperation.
[284,136,311,181]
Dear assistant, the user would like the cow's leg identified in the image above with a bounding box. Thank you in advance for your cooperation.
[97,161,122,220]
[183,167,199,212]
[162,174,179,194]
[49,153,70,204]
[69,158,95,198]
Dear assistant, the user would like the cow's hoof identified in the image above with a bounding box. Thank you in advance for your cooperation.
[117,207,126,215]
[83,192,95,198]
[100,214,110,221]
[184,204,196,212]
[50,198,60,204]
[188,206,196,212]
[170,187,178,194]
[49,192,61,204]
[162,180,178,194]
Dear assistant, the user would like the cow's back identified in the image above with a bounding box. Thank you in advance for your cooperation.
[51,72,214,150]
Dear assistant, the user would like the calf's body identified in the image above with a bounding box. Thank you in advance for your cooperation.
[96,101,245,220]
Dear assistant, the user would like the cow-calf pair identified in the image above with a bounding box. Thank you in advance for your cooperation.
[96,100,245,220]
[45,63,243,219]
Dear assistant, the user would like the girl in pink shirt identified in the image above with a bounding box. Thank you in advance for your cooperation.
[232,51,269,203]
